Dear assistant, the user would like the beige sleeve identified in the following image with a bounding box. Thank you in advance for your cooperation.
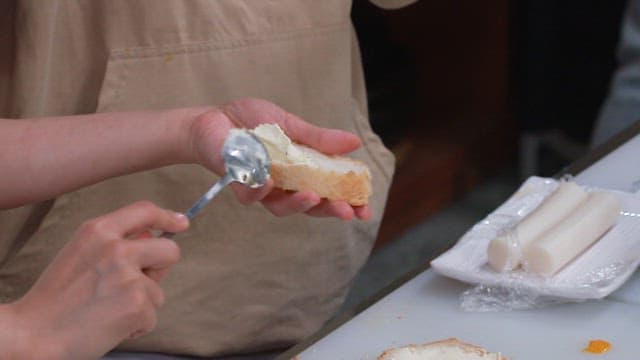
[368,0,419,10]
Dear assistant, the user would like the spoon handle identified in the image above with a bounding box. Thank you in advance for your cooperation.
[184,173,234,220]
[162,173,234,239]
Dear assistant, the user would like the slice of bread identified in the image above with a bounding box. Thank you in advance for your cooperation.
[378,338,506,360]
[250,124,372,206]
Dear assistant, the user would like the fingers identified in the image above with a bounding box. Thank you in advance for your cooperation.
[258,189,371,221]
[134,230,153,239]
[128,238,181,271]
[281,111,361,155]
[117,277,162,340]
[221,98,361,156]
[131,232,173,282]
[305,199,356,220]
[128,303,157,340]
[144,268,170,283]
[230,178,275,205]
[354,205,372,221]
[219,99,368,218]
[128,234,180,282]
[94,238,180,286]
[261,190,321,216]
[96,201,189,237]
[230,173,370,220]
[190,109,234,175]
[142,276,165,308]
[230,181,370,221]
[86,203,183,282]
[303,199,373,221]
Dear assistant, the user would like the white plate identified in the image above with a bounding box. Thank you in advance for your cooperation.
[431,176,640,300]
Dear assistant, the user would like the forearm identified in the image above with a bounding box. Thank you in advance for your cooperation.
[0,107,211,209]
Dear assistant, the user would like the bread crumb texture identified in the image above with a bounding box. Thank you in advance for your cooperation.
[271,162,371,206]
[378,338,506,360]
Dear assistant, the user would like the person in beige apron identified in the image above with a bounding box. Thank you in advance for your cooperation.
[0,100,368,359]
[0,0,415,357]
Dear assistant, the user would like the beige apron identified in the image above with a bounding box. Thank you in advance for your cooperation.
[0,0,407,356]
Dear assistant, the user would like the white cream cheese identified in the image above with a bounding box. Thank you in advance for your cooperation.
[250,124,310,165]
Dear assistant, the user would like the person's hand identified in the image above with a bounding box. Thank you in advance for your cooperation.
[190,98,372,221]
[4,201,188,359]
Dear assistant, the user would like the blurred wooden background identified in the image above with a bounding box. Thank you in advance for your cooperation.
[353,0,627,249]
[352,0,515,248]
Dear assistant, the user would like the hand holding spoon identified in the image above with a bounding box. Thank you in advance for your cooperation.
[163,130,270,238]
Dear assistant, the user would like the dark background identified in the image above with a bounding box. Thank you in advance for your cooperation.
[351,0,628,248]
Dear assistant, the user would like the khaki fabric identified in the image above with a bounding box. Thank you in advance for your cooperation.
[0,0,402,357]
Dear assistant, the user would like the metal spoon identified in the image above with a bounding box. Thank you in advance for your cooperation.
[164,130,271,237]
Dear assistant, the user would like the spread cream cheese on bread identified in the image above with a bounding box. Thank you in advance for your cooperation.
[378,338,506,360]
[249,124,372,206]
[251,123,309,165]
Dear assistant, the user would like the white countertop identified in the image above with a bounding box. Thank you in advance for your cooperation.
[575,134,640,307]
[298,272,638,360]
[295,134,640,360]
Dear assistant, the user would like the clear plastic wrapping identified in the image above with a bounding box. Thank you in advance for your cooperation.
[459,261,634,312]
[430,176,640,312]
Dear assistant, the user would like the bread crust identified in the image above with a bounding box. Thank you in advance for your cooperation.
[270,161,371,206]
[250,124,372,205]
[377,338,506,360]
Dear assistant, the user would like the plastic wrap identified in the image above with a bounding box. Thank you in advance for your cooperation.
[459,261,633,312]
[430,176,640,311]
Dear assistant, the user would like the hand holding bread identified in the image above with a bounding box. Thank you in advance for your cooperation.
[190,98,372,220]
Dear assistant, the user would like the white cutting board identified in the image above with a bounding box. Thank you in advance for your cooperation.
[297,270,639,360]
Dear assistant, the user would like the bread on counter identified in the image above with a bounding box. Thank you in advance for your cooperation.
[378,338,506,360]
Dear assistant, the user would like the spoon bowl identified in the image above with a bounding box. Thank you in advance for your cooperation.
[182,130,271,220]
[222,130,271,188]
